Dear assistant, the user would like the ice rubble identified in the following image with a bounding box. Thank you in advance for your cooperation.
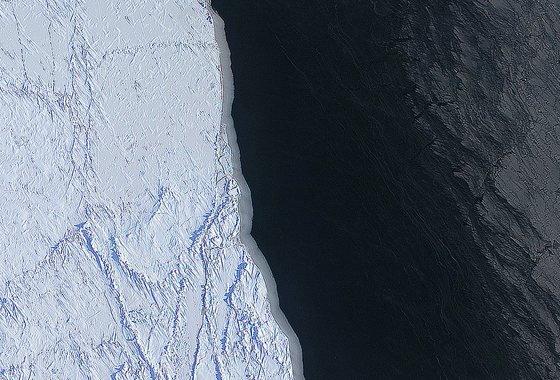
[0,1,300,379]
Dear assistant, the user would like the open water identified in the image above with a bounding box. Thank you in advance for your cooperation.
[211,1,560,379]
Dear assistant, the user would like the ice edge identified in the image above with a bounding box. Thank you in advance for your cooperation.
[207,4,305,380]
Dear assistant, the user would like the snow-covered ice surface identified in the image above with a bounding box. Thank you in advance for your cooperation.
[0,1,300,379]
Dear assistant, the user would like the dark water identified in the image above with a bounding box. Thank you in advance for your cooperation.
[210,1,552,379]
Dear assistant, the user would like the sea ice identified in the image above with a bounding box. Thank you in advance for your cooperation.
[0,1,300,379]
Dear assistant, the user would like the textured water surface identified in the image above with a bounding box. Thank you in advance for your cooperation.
[213,0,560,378]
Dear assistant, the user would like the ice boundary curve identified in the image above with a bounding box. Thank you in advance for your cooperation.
[207,4,305,380]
